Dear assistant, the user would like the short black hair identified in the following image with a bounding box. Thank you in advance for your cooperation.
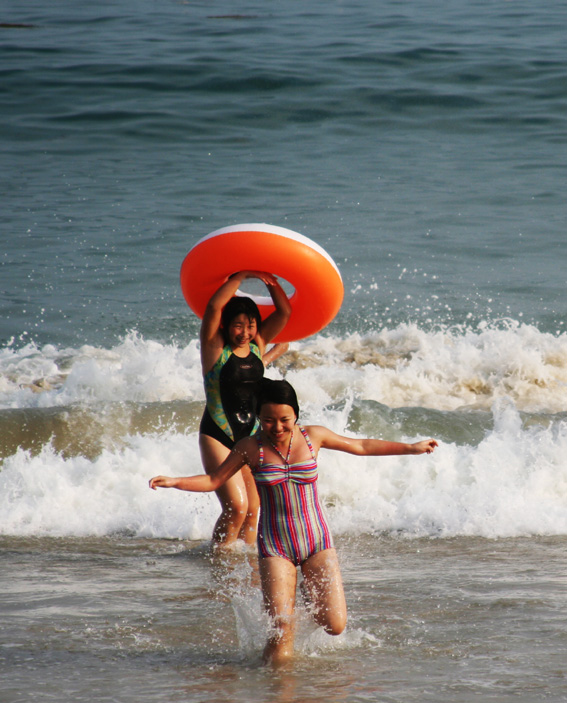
[220,296,262,344]
[258,378,300,419]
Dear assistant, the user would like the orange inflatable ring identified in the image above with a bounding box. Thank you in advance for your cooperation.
[180,223,343,343]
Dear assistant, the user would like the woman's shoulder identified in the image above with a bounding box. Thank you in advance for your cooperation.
[301,424,327,435]
[203,343,232,378]
[299,424,329,450]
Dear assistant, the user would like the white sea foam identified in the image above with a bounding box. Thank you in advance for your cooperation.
[0,431,218,539]
[1,323,566,539]
[0,334,204,408]
[322,399,567,539]
[0,399,565,540]
[285,321,567,413]
[1,322,565,412]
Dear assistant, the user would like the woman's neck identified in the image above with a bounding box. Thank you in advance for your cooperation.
[263,426,297,462]
[230,343,251,357]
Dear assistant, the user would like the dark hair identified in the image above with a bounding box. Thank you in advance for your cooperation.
[258,379,300,419]
[220,296,262,344]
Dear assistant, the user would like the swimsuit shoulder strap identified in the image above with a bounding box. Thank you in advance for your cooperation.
[298,425,316,461]
[255,433,264,467]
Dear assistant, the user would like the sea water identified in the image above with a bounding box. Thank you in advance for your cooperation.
[1,1,567,701]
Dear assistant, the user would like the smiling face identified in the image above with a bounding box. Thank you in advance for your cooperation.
[259,402,297,443]
[220,297,262,347]
[226,313,258,348]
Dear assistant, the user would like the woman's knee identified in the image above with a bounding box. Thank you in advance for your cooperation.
[309,595,347,635]
[245,500,259,524]
[323,611,347,636]
[223,492,248,516]
[301,550,347,635]
[246,490,260,516]
[213,475,249,517]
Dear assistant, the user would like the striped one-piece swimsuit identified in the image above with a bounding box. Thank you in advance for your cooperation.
[253,426,334,566]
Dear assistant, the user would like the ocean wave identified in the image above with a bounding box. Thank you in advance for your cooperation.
[1,323,566,539]
[1,400,565,540]
[2,322,565,413]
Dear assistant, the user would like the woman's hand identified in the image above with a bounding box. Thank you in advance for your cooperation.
[237,270,279,287]
[410,439,438,454]
[149,475,175,490]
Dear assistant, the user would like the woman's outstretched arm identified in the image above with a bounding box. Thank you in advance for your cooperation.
[306,425,438,456]
[149,445,249,493]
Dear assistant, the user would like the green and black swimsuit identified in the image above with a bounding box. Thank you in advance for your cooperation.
[199,343,264,449]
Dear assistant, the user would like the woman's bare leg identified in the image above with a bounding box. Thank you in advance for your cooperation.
[238,464,260,545]
[301,548,347,635]
[259,556,298,665]
[199,434,248,546]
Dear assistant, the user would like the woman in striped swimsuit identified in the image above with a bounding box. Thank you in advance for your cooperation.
[150,379,437,665]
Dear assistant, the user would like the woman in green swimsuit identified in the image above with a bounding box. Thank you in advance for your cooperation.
[199,271,291,548]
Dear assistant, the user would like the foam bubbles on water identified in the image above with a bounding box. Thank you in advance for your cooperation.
[2,323,566,412]
[0,430,219,539]
[1,324,566,538]
[287,321,567,413]
[321,399,567,539]
[0,333,204,408]
[2,399,566,539]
